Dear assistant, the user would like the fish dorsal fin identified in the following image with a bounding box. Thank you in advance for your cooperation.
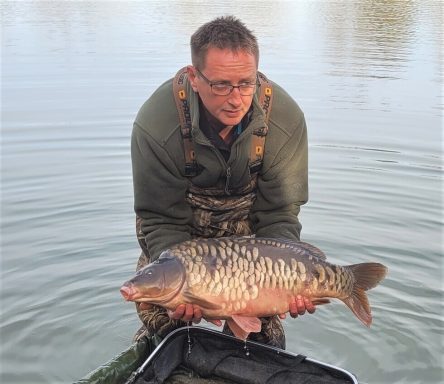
[226,315,262,340]
[296,241,327,260]
[182,289,222,311]
[240,237,327,260]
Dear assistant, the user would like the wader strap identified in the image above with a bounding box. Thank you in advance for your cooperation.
[258,71,273,124]
[250,71,273,174]
[173,67,198,176]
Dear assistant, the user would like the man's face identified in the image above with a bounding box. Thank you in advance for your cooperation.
[188,47,257,127]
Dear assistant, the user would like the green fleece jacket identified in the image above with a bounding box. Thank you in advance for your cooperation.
[132,74,308,260]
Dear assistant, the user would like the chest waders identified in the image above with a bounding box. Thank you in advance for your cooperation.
[134,68,285,349]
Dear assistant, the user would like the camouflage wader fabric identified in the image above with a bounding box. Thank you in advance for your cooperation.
[133,176,286,349]
[185,177,257,238]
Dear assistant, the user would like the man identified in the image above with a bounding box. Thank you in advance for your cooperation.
[131,16,314,349]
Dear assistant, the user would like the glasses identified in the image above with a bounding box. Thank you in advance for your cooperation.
[195,68,259,96]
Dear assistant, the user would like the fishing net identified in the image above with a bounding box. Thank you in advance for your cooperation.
[75,326,357,384]
[132,327,357,384]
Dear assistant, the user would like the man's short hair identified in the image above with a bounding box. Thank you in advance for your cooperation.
[190,16,259,70]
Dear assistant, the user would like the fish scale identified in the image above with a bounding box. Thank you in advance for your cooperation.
[121,237,388,340]
[172,238,355,308]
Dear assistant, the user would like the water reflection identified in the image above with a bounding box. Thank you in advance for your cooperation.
[322,0,417,71]
[307,0,442,115]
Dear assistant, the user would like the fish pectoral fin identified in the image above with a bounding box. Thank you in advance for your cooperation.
[226,319,250,340]
[182,289,222,311]
[311,298,331,306]
[226,315,262,340]
[231,315,262,333]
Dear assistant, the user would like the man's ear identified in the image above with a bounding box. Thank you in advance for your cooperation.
[187,65,198,92]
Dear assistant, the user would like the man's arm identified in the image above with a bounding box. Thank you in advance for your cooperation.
[131,123,192,260]
[252,112,308,241]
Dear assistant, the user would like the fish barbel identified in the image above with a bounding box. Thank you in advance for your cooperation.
[120,237,387,340]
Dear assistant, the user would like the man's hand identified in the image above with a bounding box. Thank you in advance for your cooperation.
[140,302,222,327]
[138,302,152,311]
[168,303,201,323]
[279,295,316,319]
[168,304,223,326]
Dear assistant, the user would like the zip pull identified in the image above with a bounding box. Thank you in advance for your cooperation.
[225,167,231,195]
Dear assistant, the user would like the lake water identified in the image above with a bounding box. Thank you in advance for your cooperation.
[1,1,442,383]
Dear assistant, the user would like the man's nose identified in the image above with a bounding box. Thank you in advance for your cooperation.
[227,87,242,106]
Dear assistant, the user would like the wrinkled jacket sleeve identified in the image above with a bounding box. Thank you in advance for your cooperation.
[131,123,192,260]
[251,112,308,241]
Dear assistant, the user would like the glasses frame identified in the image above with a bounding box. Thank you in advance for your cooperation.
[194,68,259,96]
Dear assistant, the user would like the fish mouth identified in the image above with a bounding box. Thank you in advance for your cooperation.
[120,284,142,301]
[119,280,183,304]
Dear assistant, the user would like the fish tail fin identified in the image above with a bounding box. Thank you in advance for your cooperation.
[342,263,388,327]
